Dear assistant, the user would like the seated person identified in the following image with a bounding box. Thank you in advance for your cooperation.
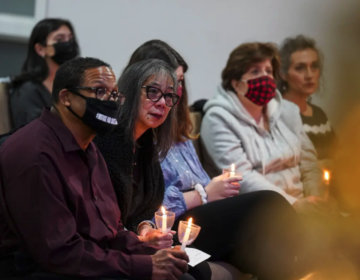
[0,57,189,280]
[201,41,324,208]
[94,58,179,246]
[94,55,212,280]
[96,40,316,280]
[9,18,80,127]
[279,35,338,165]
[200,41,360,271]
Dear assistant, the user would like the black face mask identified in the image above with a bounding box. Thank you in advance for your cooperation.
[67,91,119,135]
[51,40,79,65]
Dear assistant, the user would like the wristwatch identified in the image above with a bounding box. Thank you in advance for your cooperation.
[194,183,208,205]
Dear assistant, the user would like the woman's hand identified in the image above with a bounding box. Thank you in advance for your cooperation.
[138,226,176,249]
[205,175,242,203]
[293,196,338,218]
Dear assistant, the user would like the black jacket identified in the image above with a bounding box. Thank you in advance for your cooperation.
[94,126,165,232]
[10,80,52,128]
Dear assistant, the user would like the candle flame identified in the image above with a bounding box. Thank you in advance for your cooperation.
[187,218,192,227]
[231,163,235,172]
[161,206,166,215]
[324,170,330,181]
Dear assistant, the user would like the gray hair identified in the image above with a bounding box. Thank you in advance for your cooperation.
[278,35,324,92]
[117,59,177,160]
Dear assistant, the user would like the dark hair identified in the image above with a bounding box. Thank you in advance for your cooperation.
[222,42,280,92]
[278,35,323,92]
[118,59,177,160]
[125,39,194,142]
[52,57,111,103]
[11,18,79,87]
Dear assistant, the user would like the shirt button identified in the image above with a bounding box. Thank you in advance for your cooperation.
[94,196,98,201]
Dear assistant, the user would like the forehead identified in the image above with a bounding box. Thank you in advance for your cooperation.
[144,73,174,87]
[83,66,116,84]
[175,66,184,78]
[47,25,72,39]
[250,59,273,68]
[291,49,318,63]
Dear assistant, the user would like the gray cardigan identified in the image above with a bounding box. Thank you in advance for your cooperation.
[200,85,323,204]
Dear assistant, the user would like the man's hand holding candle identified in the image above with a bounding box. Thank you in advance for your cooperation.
[151,248,189,280]
[138,226,176,249]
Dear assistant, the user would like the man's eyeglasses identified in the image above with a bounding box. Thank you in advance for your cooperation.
[67,86,125,105]
[142,86,179,107]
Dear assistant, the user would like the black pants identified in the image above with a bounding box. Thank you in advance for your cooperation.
[175,191,305,280]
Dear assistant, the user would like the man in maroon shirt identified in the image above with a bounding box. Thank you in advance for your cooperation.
[0,57,189,280]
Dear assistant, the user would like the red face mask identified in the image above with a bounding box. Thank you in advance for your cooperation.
[243,76,276,106]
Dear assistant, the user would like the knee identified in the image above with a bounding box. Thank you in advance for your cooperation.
[248,190,287,205]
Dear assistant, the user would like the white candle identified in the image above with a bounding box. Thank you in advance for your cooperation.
[161,206,167,233]
[181,218,192,251]
[230,163,236,177]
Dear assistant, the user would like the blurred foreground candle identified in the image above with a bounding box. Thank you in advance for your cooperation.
[323,170,330,199]
[181,218,192,251]
[324,170,330,185]
[161,206,167,233]
[230,163,235,177]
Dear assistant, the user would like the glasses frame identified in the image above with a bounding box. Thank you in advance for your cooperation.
[66,86,125,104]
[142,86,179,107]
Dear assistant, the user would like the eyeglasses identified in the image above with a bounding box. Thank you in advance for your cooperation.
[67,86,125,105]
[142,86,179,107]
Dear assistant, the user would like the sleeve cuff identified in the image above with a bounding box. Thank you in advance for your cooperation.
[130,254,153,280]
[285,194,298,205]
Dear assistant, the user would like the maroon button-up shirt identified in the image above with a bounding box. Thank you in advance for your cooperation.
[0,108,157,279]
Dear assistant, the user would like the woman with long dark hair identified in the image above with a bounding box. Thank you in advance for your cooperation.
[94,58,178,245]
[9,18,79,127]
[96,39,318,280]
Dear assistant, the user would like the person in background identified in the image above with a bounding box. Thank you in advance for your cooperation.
[279,35,338,162]
[9,18,80,127]
[0,57,191,280]
[123,40,316,280]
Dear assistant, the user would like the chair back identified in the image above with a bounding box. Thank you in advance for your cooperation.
[0,83,13,134]
[189,111,203,162]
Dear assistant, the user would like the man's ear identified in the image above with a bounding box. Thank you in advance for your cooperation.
[58,89,71,106]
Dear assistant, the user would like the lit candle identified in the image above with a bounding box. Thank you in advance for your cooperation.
[161,206,167,233]
[230,163,235,177]
[323,170,330,200]
[324,170,330,185]
[181,218,192,251]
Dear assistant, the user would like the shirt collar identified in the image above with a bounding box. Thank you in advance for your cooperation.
[39,107,84,153]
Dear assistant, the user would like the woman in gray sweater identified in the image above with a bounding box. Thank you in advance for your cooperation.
[201,42,330,214]
[200,41,360,272]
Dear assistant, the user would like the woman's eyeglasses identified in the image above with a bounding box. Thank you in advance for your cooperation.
[67,86,125,105]
[142,86,179,107]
